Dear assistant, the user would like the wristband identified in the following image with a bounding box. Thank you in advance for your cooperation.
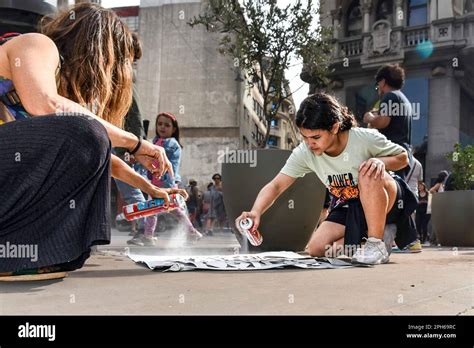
[129,136,142,155]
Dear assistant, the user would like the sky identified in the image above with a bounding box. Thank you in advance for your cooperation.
[47,0,319,107]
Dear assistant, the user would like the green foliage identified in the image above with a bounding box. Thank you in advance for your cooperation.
[446,143,474,190]
[189,0,333,147]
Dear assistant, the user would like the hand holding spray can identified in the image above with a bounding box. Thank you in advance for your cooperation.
[117,194,186,221]
[236,217,263,246]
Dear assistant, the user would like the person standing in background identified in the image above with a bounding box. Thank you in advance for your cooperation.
[363,64,413,179]
[416,182,430,244]
[363,64,421,252]
[128,112,201,246]
[211,173,227,230]
[429,170,449,194]
[186,179,200,228]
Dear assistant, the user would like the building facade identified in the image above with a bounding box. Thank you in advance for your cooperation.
[130,0,299,188]
[269,84,300,151]
[135,0,242,188]
[239,70,299,150]
[309,0,474,183]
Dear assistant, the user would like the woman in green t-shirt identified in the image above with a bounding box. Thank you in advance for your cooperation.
[236,93,415,265]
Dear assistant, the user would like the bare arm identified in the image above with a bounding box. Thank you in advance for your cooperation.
[235,173,296,230]
[111,155,151,194]
[429,183,441,193]
[359,151,409,179]
[4,33,173,178]
[363,111,391,129]
[378,151,409,172]
[111,155,188,205]
[5,34,136,149]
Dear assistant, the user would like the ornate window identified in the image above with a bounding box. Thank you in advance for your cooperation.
[346,0,363,36]
[268,135,279,147]
[408,0,428,26]
[376,0,394,23]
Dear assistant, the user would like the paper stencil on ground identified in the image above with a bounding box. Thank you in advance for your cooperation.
[128,251,367,272]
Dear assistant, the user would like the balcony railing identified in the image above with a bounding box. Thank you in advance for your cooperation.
[339,37,363,57]
[334,26,432,59]
[404,26,430,47]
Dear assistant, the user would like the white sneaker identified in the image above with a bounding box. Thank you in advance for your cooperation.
[352,237,389,265]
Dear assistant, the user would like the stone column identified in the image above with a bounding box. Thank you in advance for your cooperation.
[330,8,342,40]
[330,8,342,59]
[395,0,404,26]
[427,70,461,182]
[361,0,372,33]
[429,0,438,21]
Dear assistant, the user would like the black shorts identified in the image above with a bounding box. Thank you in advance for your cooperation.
[325,179,402,226]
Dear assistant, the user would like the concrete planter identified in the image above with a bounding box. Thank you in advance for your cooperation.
[222,149,325,252]
[431,190,474,247]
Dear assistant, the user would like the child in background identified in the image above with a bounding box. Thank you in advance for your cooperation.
[140,112,202,245]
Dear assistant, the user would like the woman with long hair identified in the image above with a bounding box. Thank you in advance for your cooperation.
[416,182,430,244]
[0,3,184,278]
[429,170,449,193]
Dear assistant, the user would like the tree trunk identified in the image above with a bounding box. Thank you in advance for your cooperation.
[260,118,272,148]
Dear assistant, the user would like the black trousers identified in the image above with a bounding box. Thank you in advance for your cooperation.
[0,114,111,272]
[415,205,430,243]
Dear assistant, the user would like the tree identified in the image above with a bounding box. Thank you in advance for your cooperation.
[189,0,333,148]
[446,143,474,191]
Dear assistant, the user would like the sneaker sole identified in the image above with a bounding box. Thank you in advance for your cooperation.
[351,256,390,265]
[395,249,422,253]
[351,259,381,265]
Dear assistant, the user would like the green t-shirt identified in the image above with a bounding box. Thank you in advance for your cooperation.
[280,127,405,205]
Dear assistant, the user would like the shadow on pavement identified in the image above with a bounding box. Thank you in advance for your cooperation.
[0,278,65,293]
[69,268,151,279]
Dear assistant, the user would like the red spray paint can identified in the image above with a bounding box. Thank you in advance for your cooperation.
[117,194,186,221]
[236,218,263,246]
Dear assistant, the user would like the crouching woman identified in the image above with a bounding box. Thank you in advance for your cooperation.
[236,93,418,265]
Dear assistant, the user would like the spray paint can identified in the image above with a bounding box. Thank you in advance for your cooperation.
[236,217,263,246]
[117,194,186,221]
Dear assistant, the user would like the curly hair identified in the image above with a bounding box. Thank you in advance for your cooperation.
[375,64,406,89]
